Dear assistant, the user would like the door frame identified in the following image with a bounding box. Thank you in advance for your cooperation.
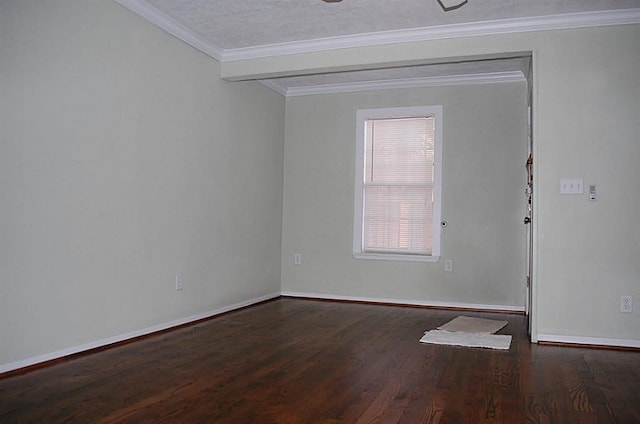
[524,54,537,342]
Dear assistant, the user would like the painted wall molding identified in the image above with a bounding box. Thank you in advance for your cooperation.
[537,333,640,349]
[281,291,525,313]
[223,9,640,61]
[113,2,640,63]
[113,0,224,60]
[0,292,280,375]
[5,293,638,374]
[269,70,525,97]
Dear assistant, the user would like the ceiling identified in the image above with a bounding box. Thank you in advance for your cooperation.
[115,0,640,95]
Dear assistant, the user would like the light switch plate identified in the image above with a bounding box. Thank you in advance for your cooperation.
[560,178,583,194]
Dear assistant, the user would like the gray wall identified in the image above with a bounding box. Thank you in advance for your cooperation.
[2,2,639,370]
[281,83,528,308]
[227,23,640,344]
[0,0,284,367]
[534,26,640,341]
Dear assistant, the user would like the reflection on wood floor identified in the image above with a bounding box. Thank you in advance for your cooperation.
[1,298,639,423]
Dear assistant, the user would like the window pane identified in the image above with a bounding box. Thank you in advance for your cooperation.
[355,106,442,260]
[365,117,434,185]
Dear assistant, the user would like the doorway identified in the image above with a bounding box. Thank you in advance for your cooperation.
[523,55,535,340]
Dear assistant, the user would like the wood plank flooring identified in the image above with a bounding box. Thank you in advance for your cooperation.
[1,298,639,423]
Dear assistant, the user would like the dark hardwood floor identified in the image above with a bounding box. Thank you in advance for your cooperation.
[1,298,639,423]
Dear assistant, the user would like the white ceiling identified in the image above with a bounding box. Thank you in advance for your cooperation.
[136,0,640,50]
[115,0,640,95]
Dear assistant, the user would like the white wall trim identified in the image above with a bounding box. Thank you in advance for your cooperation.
[537,333,640,349]
[281,291,525,313]
[112,3,640,64]
[352,252,441,263]
[0,292,280,374]
[273,71,525,97]
[259,79,288,96]
[222,9,640,62]
[353,105,443,262]
[113,0,224,60]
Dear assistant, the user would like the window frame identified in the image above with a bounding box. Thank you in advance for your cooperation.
[353,105,443,263]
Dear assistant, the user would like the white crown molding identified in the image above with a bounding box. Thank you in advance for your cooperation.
[0,292,280,374]
[223,8,640,62]
[273,70,525,97]
[114,3,640,64]
[281,291,525,313]
[537,333,640,349]
[259,79,288,97]
[113,0,224,61]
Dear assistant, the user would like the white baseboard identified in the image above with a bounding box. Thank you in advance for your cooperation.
[281,291,525,313]
[6,293,637,374]
[0,292,281,374]
[537,333,640,349]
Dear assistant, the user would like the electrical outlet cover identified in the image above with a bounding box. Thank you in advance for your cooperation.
[444,259,453,272]
[620,295,632,313]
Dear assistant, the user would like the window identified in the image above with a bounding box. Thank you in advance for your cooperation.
[353,106,442,262]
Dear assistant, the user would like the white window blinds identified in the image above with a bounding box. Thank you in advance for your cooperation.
[362,117,435,255]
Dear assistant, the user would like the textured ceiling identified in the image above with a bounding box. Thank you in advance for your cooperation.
[121,0,640,94]
[143,0,640,49]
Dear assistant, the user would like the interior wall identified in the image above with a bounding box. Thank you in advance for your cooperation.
[533,25,640,342]
[2,3,638,371]
[281,82,528,308]
[227,21,640,345]
[0,0,284,368]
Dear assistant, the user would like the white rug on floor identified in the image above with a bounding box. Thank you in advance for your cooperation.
[419,330,512,350]
[420,316,512,350]
[436,316,508,334]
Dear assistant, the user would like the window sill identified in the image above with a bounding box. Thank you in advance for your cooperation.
[353,252,440,263]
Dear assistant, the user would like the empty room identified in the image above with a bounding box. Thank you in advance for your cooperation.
[1,0,639,422]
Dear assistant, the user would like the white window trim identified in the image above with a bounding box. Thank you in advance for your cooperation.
[353,105,443,263]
